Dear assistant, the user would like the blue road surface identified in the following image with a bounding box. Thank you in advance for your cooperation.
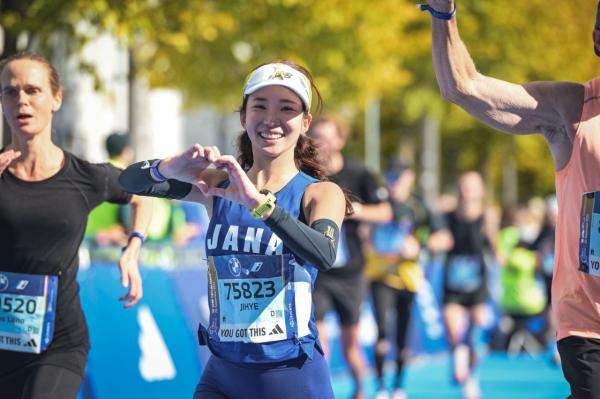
[332,352,569,399]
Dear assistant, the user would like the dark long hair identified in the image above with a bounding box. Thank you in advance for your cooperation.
[237,60,353,215]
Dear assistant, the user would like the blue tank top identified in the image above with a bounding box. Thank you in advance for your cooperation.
[199,171,321,363]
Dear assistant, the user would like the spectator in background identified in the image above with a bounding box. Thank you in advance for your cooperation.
[308,115,392,399]
[496,205,547,354]
[88,132,202,252]
[366,160,452,399]
[86,132,134,246]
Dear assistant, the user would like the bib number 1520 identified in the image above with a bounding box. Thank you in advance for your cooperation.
[0,296,37,315]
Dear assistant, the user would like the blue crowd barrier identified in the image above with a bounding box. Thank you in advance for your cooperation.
[75,257,499,398]
[77,263,204,399]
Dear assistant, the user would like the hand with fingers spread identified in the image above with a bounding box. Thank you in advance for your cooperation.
[158,144,221,184]
[0,149,21,175]
[118,240,144,308]
[195,155,264,210]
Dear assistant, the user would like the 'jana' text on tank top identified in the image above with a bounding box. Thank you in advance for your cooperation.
[206,224,283,255]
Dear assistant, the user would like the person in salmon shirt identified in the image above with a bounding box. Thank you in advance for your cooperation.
[420,0,600,397]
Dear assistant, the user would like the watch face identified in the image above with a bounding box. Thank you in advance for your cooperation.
[251,192,276,218]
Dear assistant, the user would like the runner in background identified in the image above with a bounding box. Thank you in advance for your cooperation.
[442,171,494,399]
[366,160,452,399]
[308,114,393,399]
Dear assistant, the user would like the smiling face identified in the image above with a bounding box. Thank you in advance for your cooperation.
[241,85,311,160]
[0,59,62,138]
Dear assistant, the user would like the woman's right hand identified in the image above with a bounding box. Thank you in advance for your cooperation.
[157,144,220,183]
[400,235,421,260]
[0,149,21,175]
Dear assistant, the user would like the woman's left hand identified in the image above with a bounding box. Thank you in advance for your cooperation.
[118,243,143,308]
[194,155,263,209]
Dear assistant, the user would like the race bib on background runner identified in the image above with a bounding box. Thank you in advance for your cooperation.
[579,191,600,277]
[446,255,483,293]
[207,254,310,344]
[332,227,349,268]
[0,271,58,353]
[371,222,411,255]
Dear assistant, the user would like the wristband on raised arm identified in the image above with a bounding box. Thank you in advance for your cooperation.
[417,2,456,20]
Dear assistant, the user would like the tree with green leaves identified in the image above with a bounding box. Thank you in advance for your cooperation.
[2,0,597,202]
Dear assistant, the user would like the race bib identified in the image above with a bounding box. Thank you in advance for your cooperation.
[579,191,600,277]
[0,271,58,354]
[371,222,411,255]
[446,255,482,293]
[207,254,310,344]
[332,227,349,268]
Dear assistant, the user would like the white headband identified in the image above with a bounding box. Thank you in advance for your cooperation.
[243,63,312,110]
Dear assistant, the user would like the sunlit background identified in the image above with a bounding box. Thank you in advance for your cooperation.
[1,1,593,397]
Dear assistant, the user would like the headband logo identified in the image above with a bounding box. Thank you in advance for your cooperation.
[269,66,292,81]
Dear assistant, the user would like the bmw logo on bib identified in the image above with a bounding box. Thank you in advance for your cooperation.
[228,257,242,277]
[0,274,8,291]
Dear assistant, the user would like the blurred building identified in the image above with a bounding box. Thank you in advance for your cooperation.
[47,33,238,162]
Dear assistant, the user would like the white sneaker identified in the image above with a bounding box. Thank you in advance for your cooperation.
[391,388,407,399]
[462,376,481,399]
[374,390,390,399]
[454,345,470,384]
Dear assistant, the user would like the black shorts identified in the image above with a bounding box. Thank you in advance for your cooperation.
[443,284,488,307]
[558,336,600,399]
[313,273,365,326]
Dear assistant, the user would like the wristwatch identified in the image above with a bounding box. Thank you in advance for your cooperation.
[250,189,277,219]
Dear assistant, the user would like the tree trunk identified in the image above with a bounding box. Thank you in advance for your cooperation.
[421,114,440,208]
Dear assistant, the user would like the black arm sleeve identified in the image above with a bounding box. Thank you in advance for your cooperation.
[264,206,340,272]
[118,160,193,200]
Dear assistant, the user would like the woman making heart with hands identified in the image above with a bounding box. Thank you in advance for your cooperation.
[120,61,351,399]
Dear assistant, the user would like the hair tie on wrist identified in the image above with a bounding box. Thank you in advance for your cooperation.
[129,231,145,245]
[151,159,168,182]
[122,231,145,253]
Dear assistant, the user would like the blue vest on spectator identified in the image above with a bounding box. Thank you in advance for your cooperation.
[198,171,320,363]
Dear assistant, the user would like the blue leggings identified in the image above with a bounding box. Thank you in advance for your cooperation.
[193,349,334,399]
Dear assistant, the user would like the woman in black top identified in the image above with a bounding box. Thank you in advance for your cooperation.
[443,171,495,398]
[0,52,152,399]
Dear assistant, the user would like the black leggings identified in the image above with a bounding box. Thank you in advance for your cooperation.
[370,281,415,388]
[0,364,82,399]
